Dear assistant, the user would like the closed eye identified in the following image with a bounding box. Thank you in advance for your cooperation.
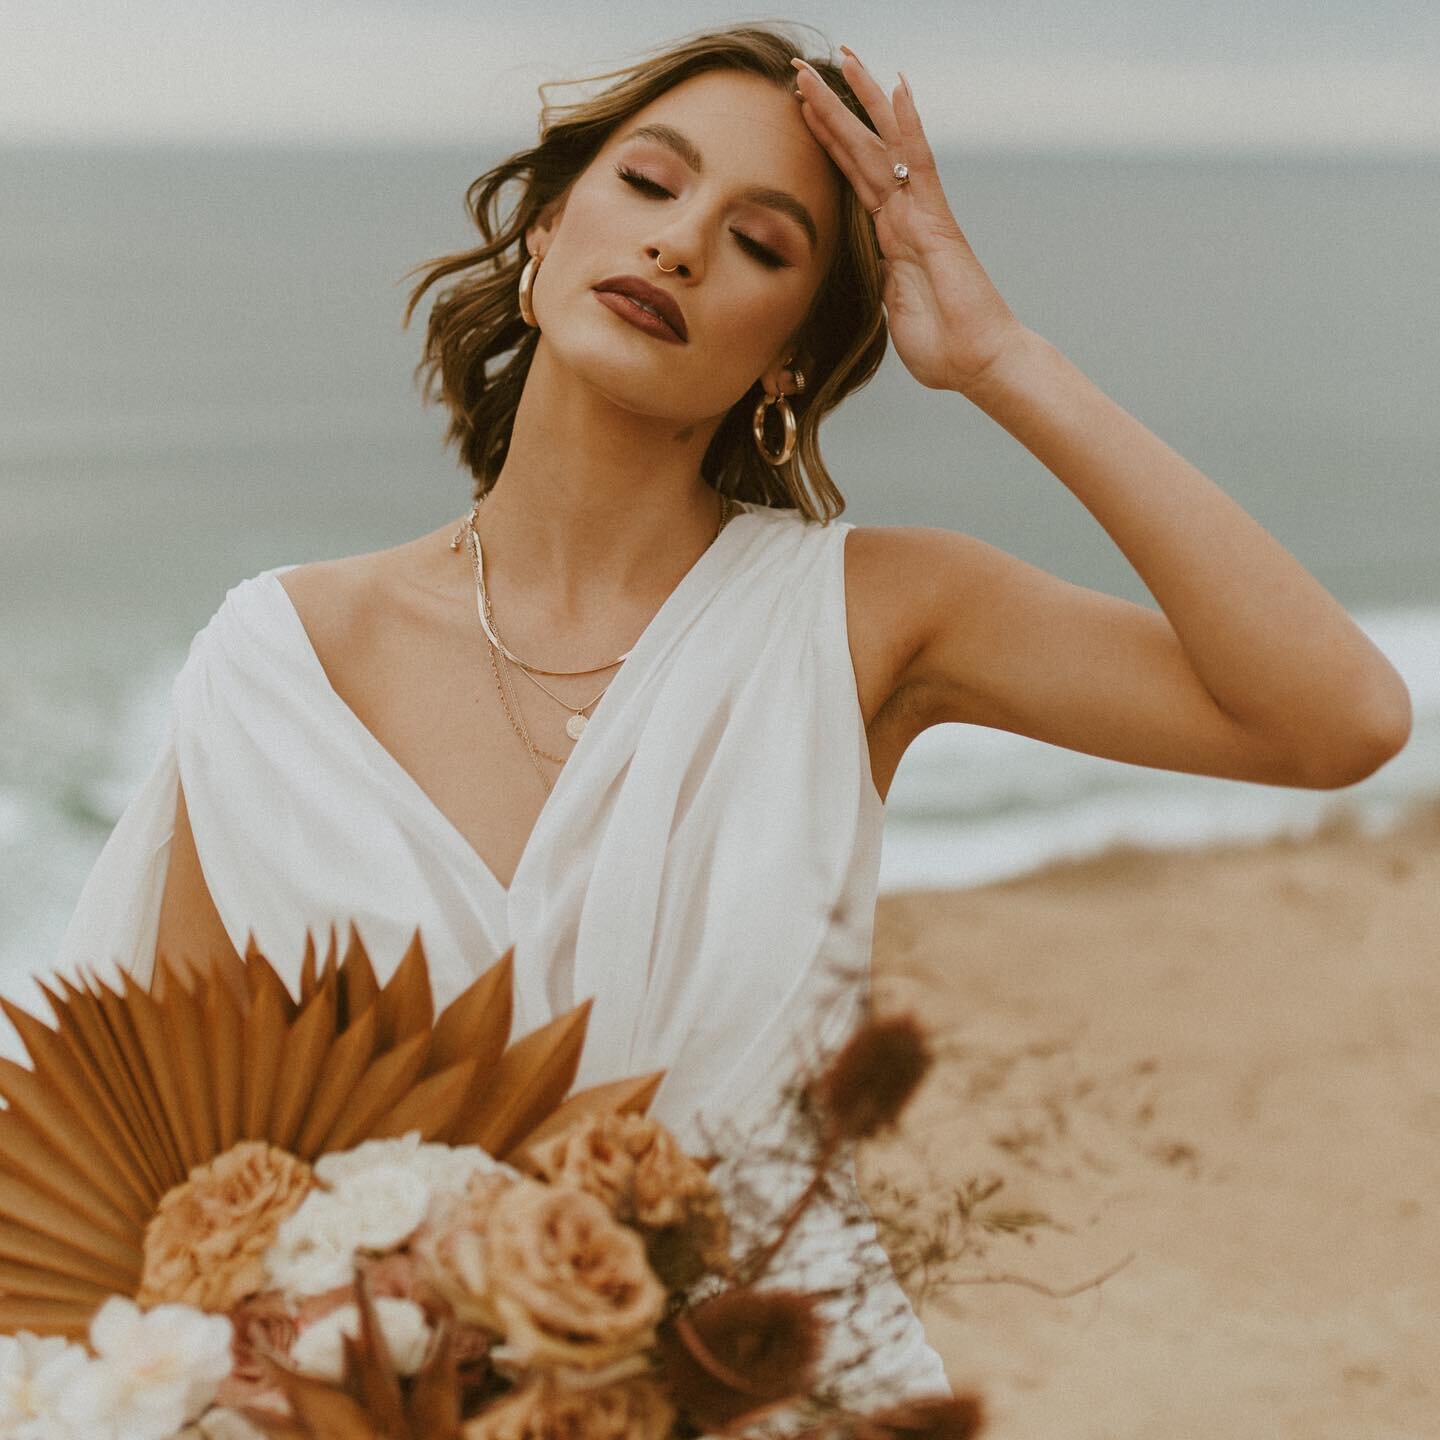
[612,164,789,270]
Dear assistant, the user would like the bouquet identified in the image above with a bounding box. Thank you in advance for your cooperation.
[0,925,984,1439]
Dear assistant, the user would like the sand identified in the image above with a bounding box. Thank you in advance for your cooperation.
[859,795,1440,1440]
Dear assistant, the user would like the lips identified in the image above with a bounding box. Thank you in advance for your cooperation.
[592,274,688,342]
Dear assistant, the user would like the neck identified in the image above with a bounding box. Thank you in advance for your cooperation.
[468,343,732,622]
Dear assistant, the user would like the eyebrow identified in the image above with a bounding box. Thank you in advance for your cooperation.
[618,122,820,255]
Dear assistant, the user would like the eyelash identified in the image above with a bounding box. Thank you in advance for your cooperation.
[612,164,789,270]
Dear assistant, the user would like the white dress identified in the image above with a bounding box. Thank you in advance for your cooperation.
[54,498,953,1404]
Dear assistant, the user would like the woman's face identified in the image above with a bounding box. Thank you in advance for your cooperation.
[526,67,842,423]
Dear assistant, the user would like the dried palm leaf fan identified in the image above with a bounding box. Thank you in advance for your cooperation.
[0,922,664,1338]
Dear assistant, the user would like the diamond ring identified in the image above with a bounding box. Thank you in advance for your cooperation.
[869,161,911,215]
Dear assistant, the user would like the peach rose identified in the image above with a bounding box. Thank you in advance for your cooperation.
[485,1178,667,1371]
[521,1114,638,1214]
[412,1170,516,1328]
[522,1115,730,1277]
[139,1141,314,1311]
[461,1374,676,1440]
[416,1170,666,1371]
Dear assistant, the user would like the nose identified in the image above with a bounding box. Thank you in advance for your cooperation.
[644,205,708,280]
[647,244,691,279]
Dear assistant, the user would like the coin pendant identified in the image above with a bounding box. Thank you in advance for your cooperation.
[566,713,588,740]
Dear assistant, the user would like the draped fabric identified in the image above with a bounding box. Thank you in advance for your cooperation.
[55,500,952,1401]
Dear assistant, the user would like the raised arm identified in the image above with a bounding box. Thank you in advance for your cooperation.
[795,48,1411,788]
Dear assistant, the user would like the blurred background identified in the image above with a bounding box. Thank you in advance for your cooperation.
[3,1,1437,986]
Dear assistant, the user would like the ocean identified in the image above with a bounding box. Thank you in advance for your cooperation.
[2,144,1437,992]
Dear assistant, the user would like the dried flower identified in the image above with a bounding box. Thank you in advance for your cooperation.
[264,1164,429,1302]
[0,1331,91,1433]
[180,1406,277,1439]
[139,1142,315,1312]
[290,1297,432,1382]
[520,1113,732,1285]
[416,1170,667,1372]
[313,1131,519,1212]
[227,1289,298,1388]
[411,1170,516,1327]
[238,1264,466,1439]
[520,1114,637,1214]
[853,1393,987,1440]
[656,1287,823,1431]
[461,1373,676,1440]
[0,934,624,1339]
[62,1296,234,1440]
[487,1179,666,1371]
[810,1016,932,1142]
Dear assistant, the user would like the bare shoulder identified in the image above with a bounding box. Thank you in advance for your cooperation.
[842,521,1046,718]
[274,553,381,674]
[839,522,982,728]
[274,526,453,663]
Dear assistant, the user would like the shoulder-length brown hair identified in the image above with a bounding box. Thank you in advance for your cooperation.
[401,22,887,523]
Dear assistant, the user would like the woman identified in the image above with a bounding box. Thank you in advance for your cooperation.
[57,23,1410,1403]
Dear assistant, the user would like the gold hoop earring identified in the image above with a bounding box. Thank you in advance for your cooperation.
[518,252,541,327]
[752,390,797,466]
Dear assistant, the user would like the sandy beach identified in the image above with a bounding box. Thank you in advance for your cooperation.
[860,794,1440,1440]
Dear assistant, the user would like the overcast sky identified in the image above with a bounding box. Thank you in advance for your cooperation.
[3,1,1438,152]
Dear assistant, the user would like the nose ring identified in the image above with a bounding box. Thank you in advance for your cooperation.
[656,255,679,273]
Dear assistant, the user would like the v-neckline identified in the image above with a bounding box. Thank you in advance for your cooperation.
[260,502,756,914]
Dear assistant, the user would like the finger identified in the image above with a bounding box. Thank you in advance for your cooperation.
[835,44,904,148]
[792,60,889,203]
[891,72,956,225]
[892,71,941,182]
[795,85,884,211]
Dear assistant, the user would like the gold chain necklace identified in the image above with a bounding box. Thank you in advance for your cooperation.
[451,489,737,791]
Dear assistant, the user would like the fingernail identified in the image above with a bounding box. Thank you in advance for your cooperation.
[900,69,913,99]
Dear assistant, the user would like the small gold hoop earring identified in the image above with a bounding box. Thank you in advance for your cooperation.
[752,391,797,466]
[518,252,542,327]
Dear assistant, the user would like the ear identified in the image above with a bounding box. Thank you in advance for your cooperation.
[525,193,568,256]
[761,345,812,398]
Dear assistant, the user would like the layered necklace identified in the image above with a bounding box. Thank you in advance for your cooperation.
[448,489,738,795]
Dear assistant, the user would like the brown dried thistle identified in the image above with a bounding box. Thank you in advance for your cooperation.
[786,1392,987,1440]
[737,1015,933,1286]
[655,1286,825,1432]
[810,1015,933,1145]
[852,1394,986,1440]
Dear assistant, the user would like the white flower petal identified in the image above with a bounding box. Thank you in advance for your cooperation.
[291,1298,432,1383]
[0,1331,94,1434]
[79,1297,233,1433]
[331,1165,429,1251]
[290,1304,355,1383]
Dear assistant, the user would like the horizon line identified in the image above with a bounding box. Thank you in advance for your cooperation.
[3,136,1438,163]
